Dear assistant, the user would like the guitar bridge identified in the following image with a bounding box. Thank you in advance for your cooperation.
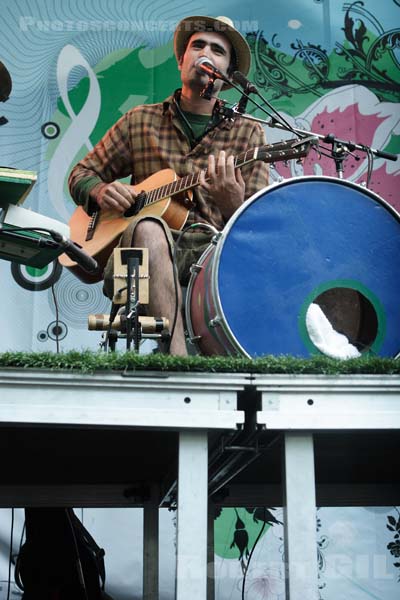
[85,211,99,241]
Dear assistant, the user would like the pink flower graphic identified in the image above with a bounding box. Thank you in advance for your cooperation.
[267,85,400,212]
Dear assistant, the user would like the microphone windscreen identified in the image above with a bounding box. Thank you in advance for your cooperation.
[232,71,257,93]
[232,70,249,89]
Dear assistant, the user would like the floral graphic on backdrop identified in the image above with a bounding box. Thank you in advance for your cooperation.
[266,84,399,211]
[248,0,400,109]
[387,507,400,581]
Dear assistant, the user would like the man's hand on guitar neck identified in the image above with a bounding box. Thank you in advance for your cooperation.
[199,150,245,221]
[94,181,137,214]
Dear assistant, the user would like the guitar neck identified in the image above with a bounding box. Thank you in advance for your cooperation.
[127,138,314,211]
[143,148,260,208]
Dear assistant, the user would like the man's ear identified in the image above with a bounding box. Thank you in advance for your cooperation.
[177,56,183,70]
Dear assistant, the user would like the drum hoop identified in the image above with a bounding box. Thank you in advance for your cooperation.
[185,243,214,347]
[210,176,400,357]
[218,176,400,252]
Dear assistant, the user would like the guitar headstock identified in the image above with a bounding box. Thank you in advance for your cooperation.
[259,137,318,163]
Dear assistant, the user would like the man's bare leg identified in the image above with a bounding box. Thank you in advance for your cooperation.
[134,220,187,356]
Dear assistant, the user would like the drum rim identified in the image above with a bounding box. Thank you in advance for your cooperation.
[223,176,400,241]
[185,243,214,350]
[210,175,400,358]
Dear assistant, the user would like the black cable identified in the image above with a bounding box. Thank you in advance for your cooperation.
[14,519,25,591]
[2,224,69,354]
[7,508,14,600]
[216,74,303,140]
[104,301,120,352]
[366,147,374,189]
[51,282,60,353]
[65,508,89,600]
[221,74,397,170]
[241,507,267,600]
[18,519,26,554]
[253,91,304,140]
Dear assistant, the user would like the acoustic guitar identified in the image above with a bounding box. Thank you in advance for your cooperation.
[59,138,314,283]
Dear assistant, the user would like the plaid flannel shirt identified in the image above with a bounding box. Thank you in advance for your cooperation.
[68,92,269,231]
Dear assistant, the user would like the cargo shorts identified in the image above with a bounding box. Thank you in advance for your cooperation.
[102,215,214,300]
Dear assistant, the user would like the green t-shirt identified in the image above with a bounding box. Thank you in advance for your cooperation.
[180,110,213,145]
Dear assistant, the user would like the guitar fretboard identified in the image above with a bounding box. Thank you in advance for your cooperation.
[143,147,261,207]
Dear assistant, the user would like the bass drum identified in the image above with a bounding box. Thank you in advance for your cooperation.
[186,176,400,358]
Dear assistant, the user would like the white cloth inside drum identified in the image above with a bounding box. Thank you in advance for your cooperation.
[306,302,361,359]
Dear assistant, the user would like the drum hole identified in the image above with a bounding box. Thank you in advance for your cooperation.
[306,287,378,356]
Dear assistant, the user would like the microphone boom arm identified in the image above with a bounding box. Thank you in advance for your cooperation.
[216,74,398,165]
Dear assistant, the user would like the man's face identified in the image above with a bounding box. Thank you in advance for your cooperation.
[178,31,233,93]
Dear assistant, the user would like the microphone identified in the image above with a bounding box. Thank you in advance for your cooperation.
[61,240,99,273]
[194,57,230,84]
[50,231,99,273]
[231,71,258,114]
[232,70,257,94]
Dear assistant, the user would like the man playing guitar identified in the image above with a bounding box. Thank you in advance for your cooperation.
[68,15,269,355]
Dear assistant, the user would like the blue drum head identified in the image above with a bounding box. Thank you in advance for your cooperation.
[214,177,400,358]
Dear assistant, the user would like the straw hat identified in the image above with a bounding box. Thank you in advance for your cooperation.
[173,15,251,80]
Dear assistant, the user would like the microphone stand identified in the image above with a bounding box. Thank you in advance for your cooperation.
[200,75,216,100]
[216,71,304,140]
[215,74,398,180]
[0,219,99,273]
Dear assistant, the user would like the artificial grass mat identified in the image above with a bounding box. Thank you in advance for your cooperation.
[0,351,399,375]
